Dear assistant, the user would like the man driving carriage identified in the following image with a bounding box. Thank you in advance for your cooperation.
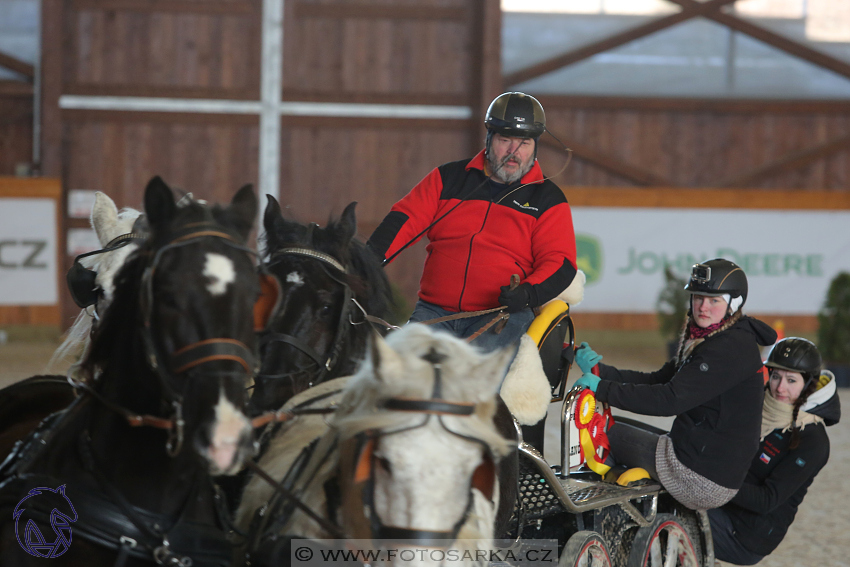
[367,91,578,351]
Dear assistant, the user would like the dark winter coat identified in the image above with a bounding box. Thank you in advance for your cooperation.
[367,150,577,312]
[721,373,841,556]
[596,315,777,489]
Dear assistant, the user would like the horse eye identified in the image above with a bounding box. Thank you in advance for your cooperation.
[375,455,392,475]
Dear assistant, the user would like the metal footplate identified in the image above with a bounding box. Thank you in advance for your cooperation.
[518,444,662,516]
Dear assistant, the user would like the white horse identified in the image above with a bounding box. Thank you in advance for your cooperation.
[50,192,146,369]
[237,323,515,565]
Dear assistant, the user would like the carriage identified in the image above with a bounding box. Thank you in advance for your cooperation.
[501,303,714,567]
[0,187,716,567]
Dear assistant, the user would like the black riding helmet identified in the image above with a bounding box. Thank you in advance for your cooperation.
[484,92,546,160]
[765,337,823,386]
[684,258,748,313]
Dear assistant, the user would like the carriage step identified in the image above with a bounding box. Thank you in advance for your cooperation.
[515,453,662,521]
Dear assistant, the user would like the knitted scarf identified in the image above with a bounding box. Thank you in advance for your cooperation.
[676,311,742,366]
[760,389,823,441]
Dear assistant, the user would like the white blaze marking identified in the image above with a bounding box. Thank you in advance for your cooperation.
[208,392,250,474]
[286,271,304,286]
[203,253,236,296]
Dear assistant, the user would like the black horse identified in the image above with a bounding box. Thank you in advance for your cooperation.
[248,196,392,415]
[0,177,263,566]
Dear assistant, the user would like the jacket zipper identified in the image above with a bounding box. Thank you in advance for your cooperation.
[458,201,493,311]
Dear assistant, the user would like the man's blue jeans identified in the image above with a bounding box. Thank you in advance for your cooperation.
[407,300,534,353]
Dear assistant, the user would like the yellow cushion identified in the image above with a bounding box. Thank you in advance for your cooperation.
[526,300,569,346]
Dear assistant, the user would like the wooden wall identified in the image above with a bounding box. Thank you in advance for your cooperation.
[41,0,503,327]
[0,84,33,176]
[536,96,850,191]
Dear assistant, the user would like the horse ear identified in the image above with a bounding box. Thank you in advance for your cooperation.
[263,194,282,235]
[334,201,358,244]
[228,184,258,241]
[369,332,403,383]
[144,176,177,229]
[91,192,120,246]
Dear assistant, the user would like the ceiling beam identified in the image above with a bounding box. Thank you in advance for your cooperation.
[504,0,737,87]
[541,136,673,187]
[669,0,850,82]
[0,51,34,81]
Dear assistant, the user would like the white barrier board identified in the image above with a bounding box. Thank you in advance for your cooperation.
[571,207,850,314]
[0,198,58,305]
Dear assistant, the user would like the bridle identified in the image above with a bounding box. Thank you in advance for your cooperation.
[255,244,357,389]
[337,348,498,548]
[71,218,261,456]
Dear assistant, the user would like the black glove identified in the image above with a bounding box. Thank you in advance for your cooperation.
[498,282,534,313]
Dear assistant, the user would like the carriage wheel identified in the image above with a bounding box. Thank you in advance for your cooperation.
[559,531,613,567]
[626,514,699,567]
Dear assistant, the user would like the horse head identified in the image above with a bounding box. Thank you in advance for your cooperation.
[250,196,390,414]
[84,176,264,476]
[332,324,514,556]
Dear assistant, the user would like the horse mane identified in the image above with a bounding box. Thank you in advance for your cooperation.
[263,207,392,319]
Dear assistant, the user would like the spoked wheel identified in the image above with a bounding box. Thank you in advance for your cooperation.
[627,514,699,567]
[560,531,613,567]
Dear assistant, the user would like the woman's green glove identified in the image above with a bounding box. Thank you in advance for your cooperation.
[574,373,601,393]
[575,342,603,374]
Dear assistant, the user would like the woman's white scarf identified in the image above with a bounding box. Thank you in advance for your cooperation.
[761,390,823,441]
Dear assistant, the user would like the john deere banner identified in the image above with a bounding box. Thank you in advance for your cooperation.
[571,207,850,314]
[0,198,58,305]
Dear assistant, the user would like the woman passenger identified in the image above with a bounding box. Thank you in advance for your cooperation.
[573,258,777,510]
[708,338,840,565]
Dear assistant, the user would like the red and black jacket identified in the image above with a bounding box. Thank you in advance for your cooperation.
[367,150,577,312]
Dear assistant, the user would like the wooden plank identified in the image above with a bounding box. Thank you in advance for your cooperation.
[0,305,61,326]
[715,134,850,188]
[0,51,35,80]
[0,81,34,97]
[281,90,469,106]
[669,0,850,82]
[504,0,737,87]
[564,186,850,209]
[62,108,260,125]
[72,0,258,15]
[41,0,65,178]
[537,95,850,115]
[281,115,472,130]
[471,0,501,157]
[65,83,260,100]
[541,137,673,187]
[293,3,467,21]
[0,177,62,198]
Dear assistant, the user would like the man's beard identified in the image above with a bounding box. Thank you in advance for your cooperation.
[487,151,533,184]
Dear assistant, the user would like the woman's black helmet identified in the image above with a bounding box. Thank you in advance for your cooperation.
[484,92,546,139]
[684,258,748,310]
[765,338,823,381]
